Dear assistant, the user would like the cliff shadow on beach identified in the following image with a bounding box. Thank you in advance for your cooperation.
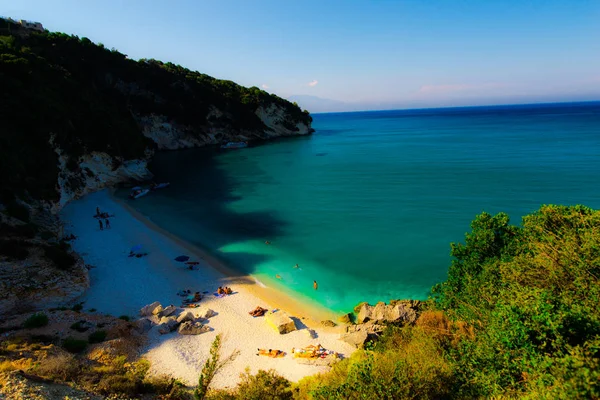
[122,145,293,276]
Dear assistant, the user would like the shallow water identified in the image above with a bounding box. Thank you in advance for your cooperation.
[119,102,600,313]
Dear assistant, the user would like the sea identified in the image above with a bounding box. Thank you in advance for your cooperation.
[118,102,600,314]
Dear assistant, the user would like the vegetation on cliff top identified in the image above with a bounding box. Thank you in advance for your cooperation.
[0,18,311,202]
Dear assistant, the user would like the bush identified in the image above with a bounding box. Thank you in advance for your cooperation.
[23,313,49,329]
[34,353,79,381]
[70,321,89,332]
[71,303,83,312]
[118,315,130,321]
[235,369,292,399]
[62,337,87,353]
[96,375,140,396]
[88,330,107,344]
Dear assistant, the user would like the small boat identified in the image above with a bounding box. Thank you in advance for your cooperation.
[150,182,170,190]
[220,141,248,149]
[129,188,149,199]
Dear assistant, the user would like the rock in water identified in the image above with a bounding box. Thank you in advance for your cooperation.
[139,301,162,317]
[178,321,210,335]
[265,311,296,334]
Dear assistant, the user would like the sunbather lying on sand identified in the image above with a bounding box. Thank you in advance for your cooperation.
[257,348,285,358]
[249,306,268,317]
[292,344,329,359]
[217,286,233,296]
[183,292,202,303]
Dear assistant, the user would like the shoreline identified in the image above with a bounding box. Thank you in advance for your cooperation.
[61,189,355,388]
[110,189,342,327]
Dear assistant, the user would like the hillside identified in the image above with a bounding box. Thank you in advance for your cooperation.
[0,18,312,207]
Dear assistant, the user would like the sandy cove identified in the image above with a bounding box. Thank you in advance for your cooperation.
[60,189,355,389]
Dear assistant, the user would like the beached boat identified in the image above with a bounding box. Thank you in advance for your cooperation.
[220,141,248,149]
[129,187,150,199]
[151,182,170,190]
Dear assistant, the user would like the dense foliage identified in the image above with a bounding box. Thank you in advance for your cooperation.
[296,205,600,399]
[0,19,311,201]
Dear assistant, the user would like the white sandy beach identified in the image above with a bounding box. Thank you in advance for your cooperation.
[61,189,355,389]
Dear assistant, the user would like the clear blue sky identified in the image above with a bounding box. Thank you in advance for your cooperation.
[3,0,600,111]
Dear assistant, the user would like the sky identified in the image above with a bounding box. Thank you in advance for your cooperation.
[2,0,600,112]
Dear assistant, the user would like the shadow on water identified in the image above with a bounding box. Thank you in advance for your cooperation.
[141,146,290,276]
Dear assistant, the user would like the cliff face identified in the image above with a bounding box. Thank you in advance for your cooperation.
[140,104,312,150]
[0,23,313,210]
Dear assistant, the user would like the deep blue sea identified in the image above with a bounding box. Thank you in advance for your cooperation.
[119,102,600,313]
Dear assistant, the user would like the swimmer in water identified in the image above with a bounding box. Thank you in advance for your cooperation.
[313,280,318,290]
[265,241,271,245]
[293,264,299,269]
[276,274,282,280]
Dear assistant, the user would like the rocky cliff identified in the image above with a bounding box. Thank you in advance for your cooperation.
[0,20,314,317]
[1,20,313,210]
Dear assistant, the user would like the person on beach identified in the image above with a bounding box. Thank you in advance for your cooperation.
[313,280,318,290]
[105,218,110,229]
[98,219,103,230]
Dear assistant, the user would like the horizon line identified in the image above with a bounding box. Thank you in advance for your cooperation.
[310,100,600,115]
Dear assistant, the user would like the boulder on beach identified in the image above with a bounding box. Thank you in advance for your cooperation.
[157,305,177,318]
[202,309,216,319]
[176,311,195,324]
[356,300,420,325]
[157,316,178,334]
[338,313,353,324]
[265,311,296,334]
[139,301,162,317]
[178,321,210,335]
[133,318,153,333]
[340,330,369,348]
[321,320,336,327]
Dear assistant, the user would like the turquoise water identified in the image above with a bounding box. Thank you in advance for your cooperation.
[120,102,600,313]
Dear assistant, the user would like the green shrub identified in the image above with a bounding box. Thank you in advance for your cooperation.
[23,313,49,329]
[88,330,107,344]
[70,321,89,332]
[118,315,130,321]
[34,353,79,381]
[62,337,87,353]
[71,303,83,312]
[96,374,140,396]
[235,369,292,399]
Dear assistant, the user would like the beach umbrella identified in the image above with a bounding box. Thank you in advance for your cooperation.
[130,244,143,253]
[174,255,190,262]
